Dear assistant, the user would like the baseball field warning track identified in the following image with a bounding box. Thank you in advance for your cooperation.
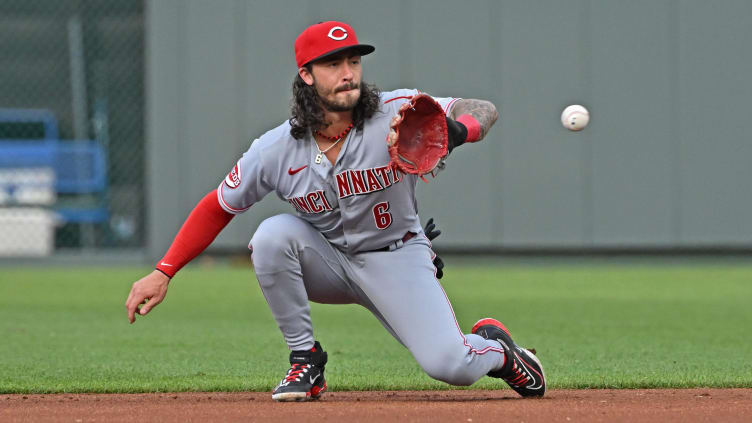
[3,389,752,422]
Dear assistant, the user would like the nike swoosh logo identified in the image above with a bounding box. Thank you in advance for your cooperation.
[160,262,173,267]
[515,351,543,390]
[288,165,307,175]
[309,373,320,385]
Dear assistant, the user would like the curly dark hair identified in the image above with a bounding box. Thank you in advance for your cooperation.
[289,69,381,139]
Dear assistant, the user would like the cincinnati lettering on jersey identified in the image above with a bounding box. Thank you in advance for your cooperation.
[287,190,333,214]
[335,165,402,199]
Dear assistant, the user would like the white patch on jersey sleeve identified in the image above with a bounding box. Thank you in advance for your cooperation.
[224,161,242,189]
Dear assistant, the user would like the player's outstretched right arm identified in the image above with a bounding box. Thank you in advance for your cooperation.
[124,133,272,323]
[124,189,235,323]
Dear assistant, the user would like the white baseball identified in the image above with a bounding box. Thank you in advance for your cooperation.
[561,105,590,131]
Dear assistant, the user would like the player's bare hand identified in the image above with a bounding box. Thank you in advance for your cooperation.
[398,100,412,113]
[387,100,415,145]
[390,105,408,126]
[387,113,403,146]
[125,270,170,324]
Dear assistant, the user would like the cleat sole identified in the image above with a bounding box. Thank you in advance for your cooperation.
[272,392,311,402]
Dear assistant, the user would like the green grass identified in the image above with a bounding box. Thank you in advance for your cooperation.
[1,262,751,393]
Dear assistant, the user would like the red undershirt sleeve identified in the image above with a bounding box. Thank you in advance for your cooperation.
[155,189,236,278]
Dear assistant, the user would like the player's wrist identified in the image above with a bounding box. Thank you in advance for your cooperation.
[456,114,481,143]
[154,266,174,279]
[445,116,468,153]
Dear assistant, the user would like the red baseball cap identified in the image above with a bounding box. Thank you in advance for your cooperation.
[294,21,375,68]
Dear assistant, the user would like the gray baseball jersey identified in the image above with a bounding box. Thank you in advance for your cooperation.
[217,88,460,253]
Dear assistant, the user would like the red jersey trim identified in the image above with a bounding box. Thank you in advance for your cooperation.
[434,275,505,357]
[217,183,252,214]
[426,231,505,359]
[385,95,460,117]
[444,97,460,115]
[383,95,413,104]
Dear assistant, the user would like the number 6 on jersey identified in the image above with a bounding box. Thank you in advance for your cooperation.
[373,202,392,230]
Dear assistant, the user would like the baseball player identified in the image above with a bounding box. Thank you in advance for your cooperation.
[125,21,546,401]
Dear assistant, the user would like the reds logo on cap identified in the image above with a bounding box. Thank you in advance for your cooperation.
[294,21,375,68]
[327,26,347,40]
[225,162,241,189]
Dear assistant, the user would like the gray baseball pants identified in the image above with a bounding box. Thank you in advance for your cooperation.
[249,213,505,386]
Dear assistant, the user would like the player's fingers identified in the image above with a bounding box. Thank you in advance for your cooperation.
[139,295,163,316]
[126,290,136,323]
[125,290,134,309]
[429,229,441,240]
[126,285,151,323]
[426,217,434,227]
[387,130,397,146]
[399,101,411,112]
[126,282,150,319]
[435,266,444,279]
[126,296,141,324]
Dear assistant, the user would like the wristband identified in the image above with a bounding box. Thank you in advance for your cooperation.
[456,114,481,143]
[155,268,173,279]
[445,117,468,154]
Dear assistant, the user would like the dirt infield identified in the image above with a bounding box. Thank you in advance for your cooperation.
[2,389,751,422]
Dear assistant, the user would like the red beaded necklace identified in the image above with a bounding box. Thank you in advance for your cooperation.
[315,123,353,141]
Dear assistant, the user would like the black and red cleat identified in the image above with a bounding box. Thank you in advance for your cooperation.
[471,318,546,397]
[272,341,328,402]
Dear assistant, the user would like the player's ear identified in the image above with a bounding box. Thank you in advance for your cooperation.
[298,66,314,86]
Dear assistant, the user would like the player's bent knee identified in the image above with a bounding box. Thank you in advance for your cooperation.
[416,350,476,386]
[421,361,475,386]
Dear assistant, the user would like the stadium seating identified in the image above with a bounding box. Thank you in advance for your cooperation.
[0,109,109,224]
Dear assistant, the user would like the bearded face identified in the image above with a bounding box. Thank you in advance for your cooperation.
[315,79,361,112]
[289,57,382,140]
[302,53,363,112]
